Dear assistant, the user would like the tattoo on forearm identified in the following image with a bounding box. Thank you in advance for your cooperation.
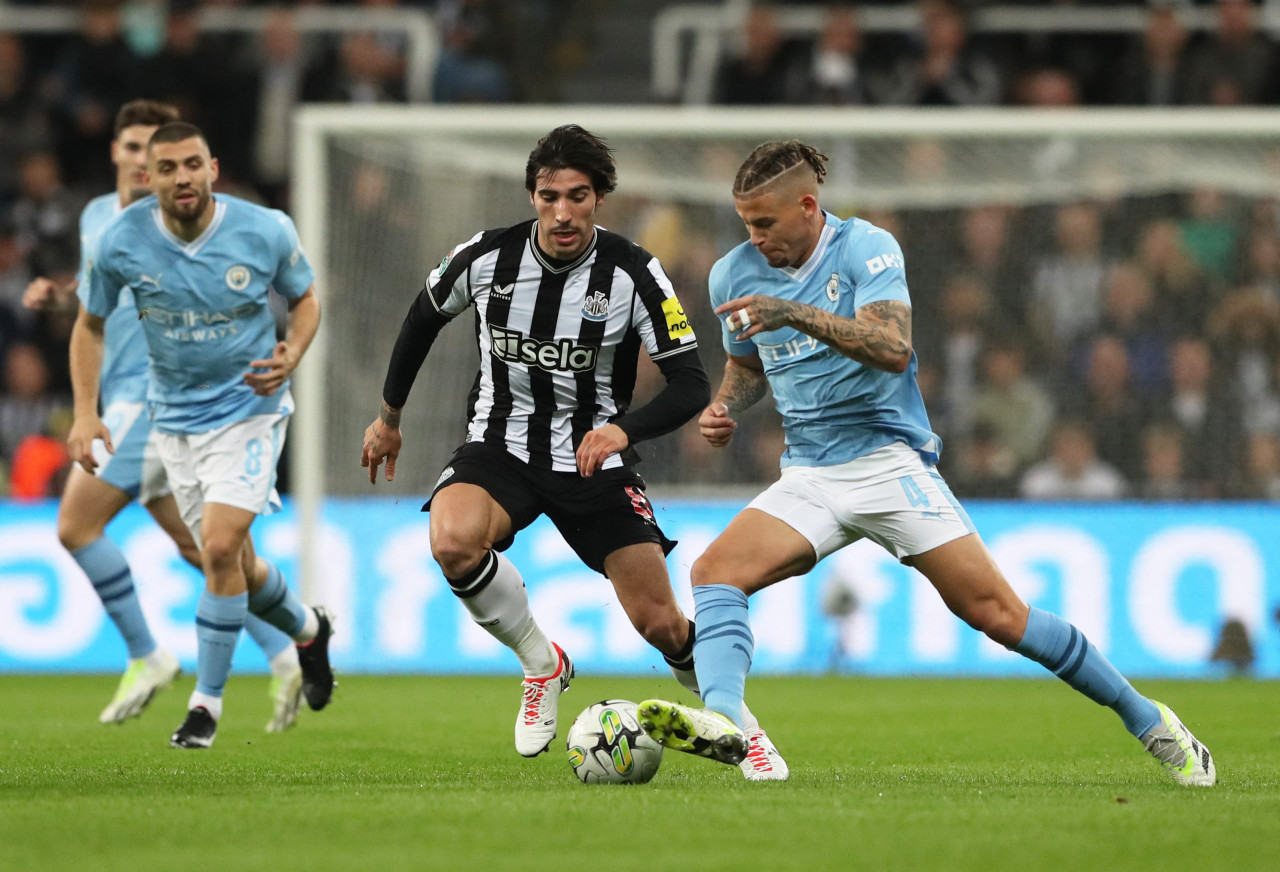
[718,363,768,412]
[380,400,401,428]
[790,299,910,369]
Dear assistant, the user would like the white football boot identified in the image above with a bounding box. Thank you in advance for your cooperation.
[739,728,790,781]
[514,643,573,757]
[99,649,181,724]
[1141,701,1216,787]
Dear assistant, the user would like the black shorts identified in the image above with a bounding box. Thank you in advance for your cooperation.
[424,442,675,575]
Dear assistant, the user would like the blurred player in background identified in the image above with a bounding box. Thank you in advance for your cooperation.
[24,101,304,733]
[362,124,788,780]
[78,121,333,749]
[639,140,1216,787]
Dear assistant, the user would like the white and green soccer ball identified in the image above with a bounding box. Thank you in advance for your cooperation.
[566,699,663,785]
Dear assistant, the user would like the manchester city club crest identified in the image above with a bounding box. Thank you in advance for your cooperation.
[826,272,840,302]
[225,265,251,290]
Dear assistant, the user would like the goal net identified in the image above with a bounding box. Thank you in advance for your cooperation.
[291,106,1280,586]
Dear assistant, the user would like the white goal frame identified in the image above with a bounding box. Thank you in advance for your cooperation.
[290,104,1280,600]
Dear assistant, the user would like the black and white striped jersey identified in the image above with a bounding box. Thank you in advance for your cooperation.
[384,219,700,472]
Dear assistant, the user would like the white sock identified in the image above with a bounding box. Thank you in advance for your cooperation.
[294,607,320,644]
[667,664,760,731]
[188,690,222,721]
[452,550,557,677]
[269,646,299,676]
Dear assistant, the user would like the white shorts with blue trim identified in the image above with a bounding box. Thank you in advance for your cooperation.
[93,401,170,504]
[152,406,290,547]
[748,441,976,563]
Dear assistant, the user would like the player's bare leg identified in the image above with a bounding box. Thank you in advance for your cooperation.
[911,534,1215,786]
[431,483,567,756]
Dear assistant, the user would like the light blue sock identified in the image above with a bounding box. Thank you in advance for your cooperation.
[195,590,246,697]
[1015,607,1160,737]
[247,561,308,639]
[691,584,753,729]
[72,537,156,660]
[243,614,293,661]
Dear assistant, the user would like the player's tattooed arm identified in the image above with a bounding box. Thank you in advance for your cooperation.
[718,295,911,373]
[701,353,767,449]
[715,354,769,413]
[379,400,401,428]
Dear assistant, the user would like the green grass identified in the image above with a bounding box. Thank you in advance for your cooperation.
[1,674,1277,872]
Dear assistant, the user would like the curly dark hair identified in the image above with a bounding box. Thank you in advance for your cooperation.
[733,140,829,197]
[525,125,617,196]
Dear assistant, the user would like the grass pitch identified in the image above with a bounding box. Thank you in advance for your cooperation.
[1,673,1276,872]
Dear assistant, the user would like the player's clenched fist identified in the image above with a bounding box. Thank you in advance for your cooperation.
[699,401,738,448]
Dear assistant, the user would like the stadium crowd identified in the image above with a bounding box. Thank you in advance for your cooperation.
[3,0,1280,501]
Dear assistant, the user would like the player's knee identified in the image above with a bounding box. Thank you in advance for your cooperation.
[690,551,735,589]
[430,534,488,580]
[200,532,243,572]
[631,608,686,653]
[56,515,99,553]
[963,596,1025,648]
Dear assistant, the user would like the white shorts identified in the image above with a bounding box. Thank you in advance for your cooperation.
[94,401,170,504]
[152,409,290,547]
[748,442,976,562]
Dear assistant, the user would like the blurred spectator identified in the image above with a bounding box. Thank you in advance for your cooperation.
[6,150,82,289]
[7,409,71,500]
[1013,67,1080,108]
[1074,263,1170,392]
[1179,188,1238,277]
[1208,287,1280,434]
[1228,430,1280,498]
[308,31,409,105]
[1134,217,1212,338]
[1151,335,1242,495]
[970,337,1054,471]
[1029,202,1108,362]
[1135,422,1192,500]
[49,1,141,191]
[945,422,1019,500]
[1020,420,1127,501]
[870,0,1002,106]
[0,216,34,323]
[0,341,70,463]
[432,0,515,103]
[796,5,870,106]
[1062,335,1149,482]
[245,8,314,208]
[956,204,1028,320]
[0,32,52,199]
[1236,223,1280,298]
[140,0,254,178]
[1184,0,1277,105]
[927,272,992,440]
[714,3,805,105]
[1113,2,1191,106]
[1020,419,1128,501]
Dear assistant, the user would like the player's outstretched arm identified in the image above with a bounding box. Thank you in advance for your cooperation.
[245,287,321,396]
[718,296,911,373]
[701,353,768,448]
[67,309,112,472]
[23,277,78,312]
[362,400,402,484]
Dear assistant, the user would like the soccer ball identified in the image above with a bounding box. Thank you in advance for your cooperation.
[566,699,663,785]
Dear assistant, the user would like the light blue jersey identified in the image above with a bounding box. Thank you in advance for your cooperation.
[75,193,151,407]
[85,194,314,433]
[709,212,940,467]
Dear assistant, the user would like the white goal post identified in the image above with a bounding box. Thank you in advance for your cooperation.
[290,105,1280,600]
